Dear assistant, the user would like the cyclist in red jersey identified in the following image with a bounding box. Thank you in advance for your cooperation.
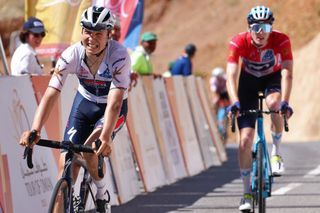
[226,6,293,211]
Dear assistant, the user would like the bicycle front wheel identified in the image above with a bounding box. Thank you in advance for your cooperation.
[257,143,266,213]
[48,179,72,213]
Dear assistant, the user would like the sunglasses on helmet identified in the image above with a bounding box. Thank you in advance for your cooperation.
[250,23,272,33]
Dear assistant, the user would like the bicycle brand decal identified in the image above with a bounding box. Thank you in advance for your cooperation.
[67,126,77,142]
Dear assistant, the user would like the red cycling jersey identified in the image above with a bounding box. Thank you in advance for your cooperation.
[227,30,293,78]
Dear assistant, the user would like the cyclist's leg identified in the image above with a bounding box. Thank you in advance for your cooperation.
[238,127,255,211]
[239,127,255,186]
[83,99,127,211]
[83,99,127,180]
[265,91,282,154]
[237,71,260,210]
[217,107,226,135]
[265,72,283,154]
[264,72,284,175]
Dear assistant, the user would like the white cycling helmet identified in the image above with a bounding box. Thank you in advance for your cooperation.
[247,6,274,25]
[80,6,114,31]
[212,67,225,77]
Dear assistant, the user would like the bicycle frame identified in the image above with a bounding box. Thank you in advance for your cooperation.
[48,143,95,213]
[23,138,105,213]
[251,113,273,201]
[231,93,289,213]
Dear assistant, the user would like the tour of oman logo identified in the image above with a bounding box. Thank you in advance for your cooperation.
[0,144,13,213]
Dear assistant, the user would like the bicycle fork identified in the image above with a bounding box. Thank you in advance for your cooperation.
[251,117,273,200]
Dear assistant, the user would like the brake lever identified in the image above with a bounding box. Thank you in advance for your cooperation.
[94,139,104,178]
[23,130,38,168]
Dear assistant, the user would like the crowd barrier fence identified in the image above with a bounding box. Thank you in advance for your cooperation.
[0,75,227,212]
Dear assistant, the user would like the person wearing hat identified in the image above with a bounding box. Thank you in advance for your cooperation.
[171,43,197,76]
[11,16,46,76]
[130,32,157,76]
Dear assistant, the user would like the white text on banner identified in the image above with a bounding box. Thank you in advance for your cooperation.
[0,76,58,212]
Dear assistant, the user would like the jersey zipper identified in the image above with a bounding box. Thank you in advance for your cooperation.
[93,73,99,103]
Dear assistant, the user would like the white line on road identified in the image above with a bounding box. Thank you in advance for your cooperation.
[272,183,302,195]
[303,165,320,178]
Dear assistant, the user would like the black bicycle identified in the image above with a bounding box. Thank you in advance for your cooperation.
[231,93,288,213]
[23,130,110,213]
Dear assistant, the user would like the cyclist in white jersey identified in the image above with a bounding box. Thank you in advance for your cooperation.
[19,6,131,212]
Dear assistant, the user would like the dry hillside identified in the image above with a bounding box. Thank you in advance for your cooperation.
[142,0,320,142]
[1,0,320,141]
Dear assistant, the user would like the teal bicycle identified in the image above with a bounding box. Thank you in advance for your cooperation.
[231,93,289,213]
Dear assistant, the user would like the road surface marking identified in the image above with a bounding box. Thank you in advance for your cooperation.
[303,165,320,178]
[272,183,302,195]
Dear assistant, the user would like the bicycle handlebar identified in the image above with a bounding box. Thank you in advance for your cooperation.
[23,130,38,168]
[230,110,289,132]
[23,137,105,178]
[37,140,95,153]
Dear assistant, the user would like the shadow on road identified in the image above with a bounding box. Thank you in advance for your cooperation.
[112,145,240,213]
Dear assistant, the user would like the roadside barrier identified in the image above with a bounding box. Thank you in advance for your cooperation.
[142,76,187,184]
[0,76,57,213]
[126,78,167,192]
[185,76,221,168]
[0,75,226,212]
[195,77,227,162]
[164,77,205,176]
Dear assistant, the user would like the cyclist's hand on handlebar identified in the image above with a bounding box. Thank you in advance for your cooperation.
[19,130,40,147]
[279,101,293,118]
[226,101,241,118]
[95,138,112,157]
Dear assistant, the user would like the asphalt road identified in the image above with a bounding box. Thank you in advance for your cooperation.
[112,142,320,213]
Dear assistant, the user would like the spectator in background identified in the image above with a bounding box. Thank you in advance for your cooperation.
[130,32,158,89]
[210,67,229,110]
[110,14,121,41]
[210,67,230,143]
[131,32,157,76]
[11,16,46,76]
[171,43,197,76]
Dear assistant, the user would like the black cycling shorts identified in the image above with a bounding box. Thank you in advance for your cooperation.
[237,71,281,129]
[63,92,128,147]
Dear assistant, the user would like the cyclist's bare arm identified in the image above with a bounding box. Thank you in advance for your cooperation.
[19,87,60,147]
[281,60,293,103]
[226,62,239,105]
[96,88,125,156]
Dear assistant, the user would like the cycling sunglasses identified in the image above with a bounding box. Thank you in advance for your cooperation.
[250,23,272,33]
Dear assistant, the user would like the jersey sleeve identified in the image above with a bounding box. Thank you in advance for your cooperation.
[227,35,242,64]
[278,34,293,61]
[110,48,131,90]
[48,45,78,91]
